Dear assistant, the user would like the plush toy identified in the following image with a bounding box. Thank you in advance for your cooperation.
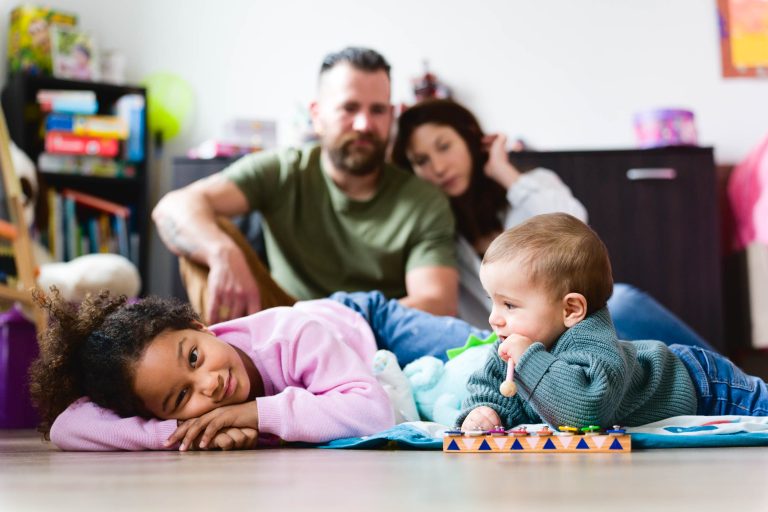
[37,253,141,302]
[403,332,497,426]
[8,142,142,306]
[372,349,420,424]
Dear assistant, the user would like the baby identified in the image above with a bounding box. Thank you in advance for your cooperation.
[459,213,768,431]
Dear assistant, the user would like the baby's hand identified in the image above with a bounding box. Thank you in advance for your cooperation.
[498,334,534,364]
[165,401,259,451]
[461,406,502,431]
[207,427,259,451]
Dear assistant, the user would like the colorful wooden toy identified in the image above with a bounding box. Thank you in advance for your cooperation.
[443,426,631,453]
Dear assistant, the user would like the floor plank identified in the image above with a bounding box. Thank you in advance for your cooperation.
[2,429,768,511]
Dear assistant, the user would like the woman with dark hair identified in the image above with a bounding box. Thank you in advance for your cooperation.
[392,99,716,352]
[392,99,586,327]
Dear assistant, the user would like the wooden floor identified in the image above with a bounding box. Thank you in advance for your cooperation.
[2,429,768,512]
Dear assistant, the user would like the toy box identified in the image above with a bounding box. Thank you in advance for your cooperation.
[7,5,77,75]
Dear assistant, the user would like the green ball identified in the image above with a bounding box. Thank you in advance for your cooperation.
[142,72,194,141]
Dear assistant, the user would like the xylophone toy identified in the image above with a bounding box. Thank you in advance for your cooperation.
[443,425,631,454]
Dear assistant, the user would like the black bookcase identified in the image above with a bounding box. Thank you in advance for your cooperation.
[1,73,150,289]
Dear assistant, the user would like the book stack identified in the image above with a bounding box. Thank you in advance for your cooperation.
[47,188,134,264]
[35,89,144,178]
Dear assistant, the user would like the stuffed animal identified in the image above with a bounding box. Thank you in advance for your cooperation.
[403,332,497,426]
[372,349,420,424]
[37,253,141,302]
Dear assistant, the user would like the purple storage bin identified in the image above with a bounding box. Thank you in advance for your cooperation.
[633,108,698,148]
[0,305,39,428]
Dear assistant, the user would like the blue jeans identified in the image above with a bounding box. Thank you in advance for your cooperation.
[330,291,488,366]
[607,283,716,351]
[670,344,768,416]
[330,284,714,366]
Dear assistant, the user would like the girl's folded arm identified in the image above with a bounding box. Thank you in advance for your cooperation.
[50,397,178,451]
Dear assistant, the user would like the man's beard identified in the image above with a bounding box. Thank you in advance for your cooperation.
[325,132,387,177]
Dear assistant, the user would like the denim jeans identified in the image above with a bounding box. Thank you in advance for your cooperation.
[329,291,488,366]
[670,344,768,416]
[607,283,716,352]
[330,283,715,367]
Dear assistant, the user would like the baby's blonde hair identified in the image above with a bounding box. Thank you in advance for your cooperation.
[483,213,613,314]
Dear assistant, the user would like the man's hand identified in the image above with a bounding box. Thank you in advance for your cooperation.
[498,333,534,365]
[165,402,259,452]
[207,247,262,323]
[461,406,502,431]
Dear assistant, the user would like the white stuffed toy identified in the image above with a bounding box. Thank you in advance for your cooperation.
[403,332,497,426]
[9,142,141,304]
[372,349,420,424]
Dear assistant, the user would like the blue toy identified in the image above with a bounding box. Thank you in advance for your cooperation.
[403,332,497,426]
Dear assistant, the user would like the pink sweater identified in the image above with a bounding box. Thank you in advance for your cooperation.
[50,299,395,450]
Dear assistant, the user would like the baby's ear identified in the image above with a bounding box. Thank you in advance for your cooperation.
[562,293,587,328]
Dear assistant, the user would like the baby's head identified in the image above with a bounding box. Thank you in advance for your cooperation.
[480,213,613,347]
[30,288,253,437]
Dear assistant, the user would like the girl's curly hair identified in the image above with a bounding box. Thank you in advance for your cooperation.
[28,287,200,439]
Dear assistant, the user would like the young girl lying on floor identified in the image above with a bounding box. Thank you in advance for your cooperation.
[30,288,400,451]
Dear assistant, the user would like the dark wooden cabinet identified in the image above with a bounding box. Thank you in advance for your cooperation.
[510,146,723,351]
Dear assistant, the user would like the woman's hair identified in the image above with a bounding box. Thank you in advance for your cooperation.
[391,99,508,246]
[483,213,613,314]
[29,288,200,439]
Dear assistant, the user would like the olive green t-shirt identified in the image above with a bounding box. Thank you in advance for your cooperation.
[222,145,456,300]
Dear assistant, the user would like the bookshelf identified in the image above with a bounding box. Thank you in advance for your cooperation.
[1,73,149,289]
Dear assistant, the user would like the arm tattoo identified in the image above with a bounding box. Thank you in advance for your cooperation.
[157,217,199,257]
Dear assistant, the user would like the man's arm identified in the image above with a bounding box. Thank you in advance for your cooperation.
[152,174,261,322]
[400,265,459,317]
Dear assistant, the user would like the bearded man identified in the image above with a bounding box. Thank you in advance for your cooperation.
[153,47,458,323]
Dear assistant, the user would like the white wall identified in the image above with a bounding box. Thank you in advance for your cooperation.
[3,0,767,295]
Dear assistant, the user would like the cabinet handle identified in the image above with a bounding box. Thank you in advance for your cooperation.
[626,168,677,181]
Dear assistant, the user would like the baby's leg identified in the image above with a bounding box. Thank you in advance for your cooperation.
[329,291,489,366]
[670,344,768,416]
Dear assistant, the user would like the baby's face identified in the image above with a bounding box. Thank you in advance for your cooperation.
[132,325,252,420]
[480,260,567,348]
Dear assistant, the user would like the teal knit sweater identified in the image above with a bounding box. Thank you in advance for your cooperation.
[456,307,697,428]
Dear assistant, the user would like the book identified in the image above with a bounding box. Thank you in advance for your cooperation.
[37,90,98,115]
[50,25,99,81]
[45,114,129,139]
[61,189,130,218]
[38,153,136,178]
[45,132,119,157]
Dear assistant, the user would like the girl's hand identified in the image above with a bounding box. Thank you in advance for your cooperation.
[483,133,522,189]
[165,401,259,451]
[207,427,259,451]
[498,334,534,365]
[461,406,502,431]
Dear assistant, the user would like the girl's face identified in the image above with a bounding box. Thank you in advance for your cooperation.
[406,123,473,197]
[132,324,255,420]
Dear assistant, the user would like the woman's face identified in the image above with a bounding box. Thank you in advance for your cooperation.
[406,123,473,197]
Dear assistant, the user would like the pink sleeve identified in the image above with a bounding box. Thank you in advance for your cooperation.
[256,321,394,443]
[50,397,178,451]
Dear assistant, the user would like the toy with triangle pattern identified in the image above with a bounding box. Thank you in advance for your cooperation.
[443,425,631,453]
